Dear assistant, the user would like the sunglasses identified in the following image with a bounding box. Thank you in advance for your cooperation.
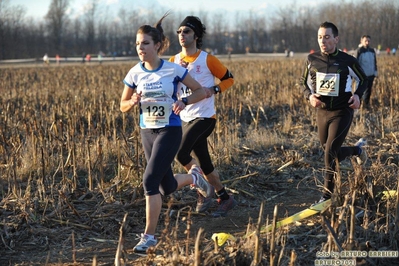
[176,29,191,34]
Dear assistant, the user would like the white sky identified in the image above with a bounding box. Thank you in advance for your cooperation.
[11,0,321,20]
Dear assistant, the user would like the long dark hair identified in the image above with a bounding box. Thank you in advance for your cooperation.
[137,11,170,55]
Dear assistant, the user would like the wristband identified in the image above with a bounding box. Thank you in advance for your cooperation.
[181,97,188,106]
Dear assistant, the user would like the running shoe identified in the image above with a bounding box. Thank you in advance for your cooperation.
[355,138,367,165]
[212,195,237,217]
[189,166,212,198]
[196,189,215,213]
[133,233,157,253]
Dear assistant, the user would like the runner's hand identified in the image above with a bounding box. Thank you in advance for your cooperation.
[309,94,325,108]
[130,91,142,106]
[205,87,213,98]
[172,100,185,115]
[348,94,360,109]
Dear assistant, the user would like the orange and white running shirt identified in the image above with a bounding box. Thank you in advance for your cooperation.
[172,51,216,122]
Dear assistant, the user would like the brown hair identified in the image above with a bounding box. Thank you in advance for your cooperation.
[137,11,170,55]
[319,21,339,37]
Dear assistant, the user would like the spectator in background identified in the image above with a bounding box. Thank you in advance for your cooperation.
[55,54,60,65]
[43,53,49,65]
[98,52,103,64]
[356,35,378,107]
[85,54,91,63]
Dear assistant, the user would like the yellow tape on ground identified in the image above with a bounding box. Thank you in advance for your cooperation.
[261,199,331,233]
[380,190,397,200]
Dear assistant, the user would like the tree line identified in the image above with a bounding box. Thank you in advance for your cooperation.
[0,0,398,60]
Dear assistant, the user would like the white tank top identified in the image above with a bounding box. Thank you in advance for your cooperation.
[174,51,216,122]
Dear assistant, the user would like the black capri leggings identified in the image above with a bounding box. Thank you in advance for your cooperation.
[141,126,182,196]
[176,118,216,175]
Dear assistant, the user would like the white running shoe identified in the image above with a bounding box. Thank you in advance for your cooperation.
[189,166,212,198]
[133,233,157,253]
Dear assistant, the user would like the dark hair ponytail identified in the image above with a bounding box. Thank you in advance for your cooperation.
[137,11,171,55]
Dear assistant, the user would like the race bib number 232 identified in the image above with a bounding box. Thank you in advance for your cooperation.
[316,72,340,97]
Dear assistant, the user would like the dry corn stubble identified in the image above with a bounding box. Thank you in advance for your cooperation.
[0,56,398,265]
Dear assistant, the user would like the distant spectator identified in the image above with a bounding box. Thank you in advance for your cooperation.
[98,52,103,64]
[356,35,378,107]
[386,47,391,55]
[43,53,49,65]
[227,47,232,60]
[392,48,396,56]
[55,54,60,65]
[86,54,91,63]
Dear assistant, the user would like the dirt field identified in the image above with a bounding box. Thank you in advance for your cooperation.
[1,55,398,265]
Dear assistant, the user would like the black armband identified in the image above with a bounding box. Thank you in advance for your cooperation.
[220,70,233,81]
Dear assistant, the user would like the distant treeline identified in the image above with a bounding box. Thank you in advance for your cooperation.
[0,0,398,60]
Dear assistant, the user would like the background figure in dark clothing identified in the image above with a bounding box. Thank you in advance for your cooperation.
[356,35,378,107]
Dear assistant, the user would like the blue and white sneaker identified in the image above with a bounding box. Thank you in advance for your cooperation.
[133,233,157,253]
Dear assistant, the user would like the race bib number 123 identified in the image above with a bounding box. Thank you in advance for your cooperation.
[141,100,170,127]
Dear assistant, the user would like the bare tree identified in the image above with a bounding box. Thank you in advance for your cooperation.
[97,18,108,55]
[82,0,97,54]
[118,8,140,55]
[1,0,399,59]
[45,0,70,55]
[0,0,28,59]
[208,11,229,54]
[72,19,83,56]
[377,1,398,50]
